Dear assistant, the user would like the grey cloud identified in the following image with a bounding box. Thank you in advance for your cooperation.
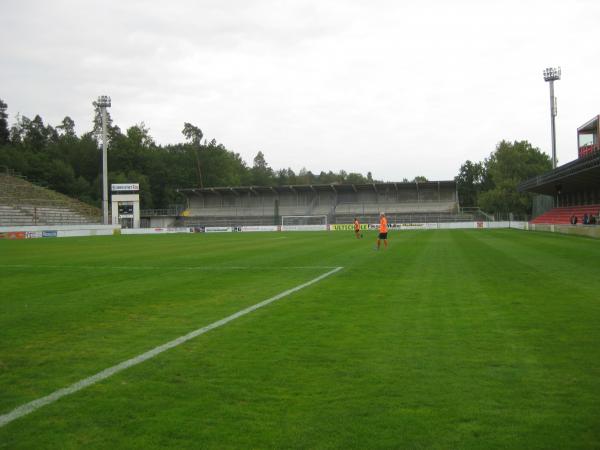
[1,0,600,181]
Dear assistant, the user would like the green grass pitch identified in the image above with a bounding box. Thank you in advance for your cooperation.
[1,229,599,449]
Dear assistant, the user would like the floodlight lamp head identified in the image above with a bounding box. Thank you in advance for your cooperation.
[97,95,111,108]
[543,67,561,82]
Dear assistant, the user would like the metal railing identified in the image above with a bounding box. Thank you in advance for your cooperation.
[459,207,495,221]
[141,207,185,217]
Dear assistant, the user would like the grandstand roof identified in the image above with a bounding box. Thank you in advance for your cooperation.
[177,181,456,196]
[578,115,599,133]
[518,151,600,195]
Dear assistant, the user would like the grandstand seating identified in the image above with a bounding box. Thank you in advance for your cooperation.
[335,201,455,215]
[335,212,474,225]
[177,182,469,227]
[0,173,101,226]
[530,204,600,225]
[182,216,277,227]
[0,205,34,225]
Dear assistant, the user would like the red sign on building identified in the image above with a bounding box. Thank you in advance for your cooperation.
[577,115,599,159]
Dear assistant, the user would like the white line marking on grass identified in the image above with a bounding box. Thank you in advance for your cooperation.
[0,266,343,428]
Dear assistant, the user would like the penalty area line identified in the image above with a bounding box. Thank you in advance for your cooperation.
[0,266,343,428]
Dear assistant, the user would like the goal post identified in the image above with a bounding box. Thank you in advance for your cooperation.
[281,215,328,227]
[281,215,328,231]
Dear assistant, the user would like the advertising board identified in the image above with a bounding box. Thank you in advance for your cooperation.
[240,225,280,232]
[120,227,194,235]
[330,224,369,231]
[204,226,233,233]
[280,224,328,232]
[0,232,26,240]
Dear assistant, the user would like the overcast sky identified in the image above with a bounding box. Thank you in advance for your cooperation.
[2,0,599,181]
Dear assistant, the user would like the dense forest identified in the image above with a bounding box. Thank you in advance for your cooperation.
[0,99,382,210]
[0,98,551,216]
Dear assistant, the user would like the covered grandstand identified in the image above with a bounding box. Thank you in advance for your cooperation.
[519,114,600,225]
[175,181,471,227]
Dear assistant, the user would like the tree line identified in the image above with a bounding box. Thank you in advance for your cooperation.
[455,140,552,217]
[0,98,551,216]
[0,99,381,209]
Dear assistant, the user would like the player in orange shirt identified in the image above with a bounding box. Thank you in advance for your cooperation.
[376,212,388,250]
[353,217,362,239]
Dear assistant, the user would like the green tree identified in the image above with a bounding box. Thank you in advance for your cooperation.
[346,172,367,184]
[455,160,487,207]
[9,113,24,145]
[0,101,382,210]
[181,123,203,145]
[0,99,9,146]
[46,159,76,194]
[126,122,154,149]
[57,116,77,138]
[22,115,48,151]
[478,140,551,216]
[251,151,274,186]
[182,123,204,187]
[201,141,247,187]
[275,168,297,185]
[108,123,155,175]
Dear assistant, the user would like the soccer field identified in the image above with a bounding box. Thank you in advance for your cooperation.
[1,229,599,449]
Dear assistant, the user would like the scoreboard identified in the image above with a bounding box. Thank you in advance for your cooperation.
[577,115,599,158]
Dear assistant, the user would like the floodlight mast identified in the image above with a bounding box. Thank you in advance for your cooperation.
[543,67,561,169]
[97,95,111,224]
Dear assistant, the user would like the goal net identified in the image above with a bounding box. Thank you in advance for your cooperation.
[281,215,328,227]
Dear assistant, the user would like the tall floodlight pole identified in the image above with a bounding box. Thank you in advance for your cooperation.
[97,95,111,224]
[543,67,561,169]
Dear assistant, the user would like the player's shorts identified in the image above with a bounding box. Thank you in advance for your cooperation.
[378,232,388,239]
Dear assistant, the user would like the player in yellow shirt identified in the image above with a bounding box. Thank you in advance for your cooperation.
[376,212,388,250]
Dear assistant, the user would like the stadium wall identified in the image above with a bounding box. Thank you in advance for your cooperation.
[144,216,177,228]
[181,182,459,222]
[528,223,600,239]
[0,221,529,239]
[120,228,194,235]
[0,224,119,239]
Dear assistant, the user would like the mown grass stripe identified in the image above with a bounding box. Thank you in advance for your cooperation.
[0,266,343,428]
[0,264,340,271]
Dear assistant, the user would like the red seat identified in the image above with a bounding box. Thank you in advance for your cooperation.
[531,204,600,224]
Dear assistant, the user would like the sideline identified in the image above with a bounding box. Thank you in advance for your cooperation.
[0,266,344,428]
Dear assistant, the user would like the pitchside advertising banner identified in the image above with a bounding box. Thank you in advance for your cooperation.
[365,223,438,230]
[0,231,26,240]
[330,224,369,231]
[120,227,194,235]
[0,222,528,239]
[0,230,57,239]
[280,224,328,232]
[396,223,438,230]
[205,226,234,233]
[240,225,280,232]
